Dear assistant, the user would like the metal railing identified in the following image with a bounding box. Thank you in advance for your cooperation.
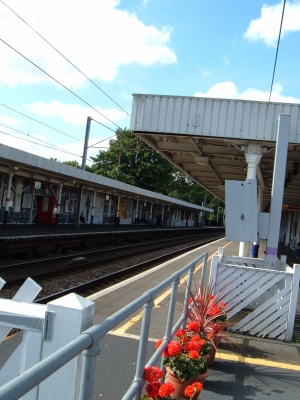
[0,252,208,400]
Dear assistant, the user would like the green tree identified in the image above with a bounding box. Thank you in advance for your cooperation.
[90,129,176,195]
[63,160,81,168]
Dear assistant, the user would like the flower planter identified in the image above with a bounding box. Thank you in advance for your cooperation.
[166,367,209,400]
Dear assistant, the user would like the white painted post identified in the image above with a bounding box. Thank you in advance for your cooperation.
[286,264,300,341]
[265,114,291,269]
[149,202,153,225]
[90,190,97,225]
[285,212,292,246]
[38,293,95,400]
[135,198,139,225]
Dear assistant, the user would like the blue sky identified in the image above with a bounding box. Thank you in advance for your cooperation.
[0,0,299,165]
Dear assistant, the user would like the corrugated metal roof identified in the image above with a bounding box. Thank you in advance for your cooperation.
[131,94,300,143]
[0,143,213,212]
[131,94,300,209]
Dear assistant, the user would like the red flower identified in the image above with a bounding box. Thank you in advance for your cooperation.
[184,382,203,397]
[186,341,202,352]
[156,339,163,349]
[146,382,161,399]
[174,328,185,337]
[220,301,226,308]
[167,341,182,356]
[188,297,193,304]
[208,304,221,317]
[187,321,200,333]
[188,350,199,359]
[209,294,215,300]
[158,382,175,397]
[191,335,201,341]
[143,366,163,383]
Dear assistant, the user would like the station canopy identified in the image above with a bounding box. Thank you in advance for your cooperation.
[130,94,300,211]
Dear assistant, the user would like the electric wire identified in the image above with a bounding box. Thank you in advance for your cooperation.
[0,38,123,130]
[268,0,286,103]
[0,129,94,161]
[0,123,81,156]
[0,129,81,157]
[0,101,80,142]
[0,0,130,117]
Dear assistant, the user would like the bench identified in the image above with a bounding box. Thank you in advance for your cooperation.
[56,215,68,224]
[12,212,29,224]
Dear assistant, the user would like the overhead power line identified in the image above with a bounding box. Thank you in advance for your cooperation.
[0,101,80,141]
[0,37,123,130]
[268,0,286,102]
[0,124,84,158]
[0,0,130,117]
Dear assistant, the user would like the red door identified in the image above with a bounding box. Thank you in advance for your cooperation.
[36,196,56,224]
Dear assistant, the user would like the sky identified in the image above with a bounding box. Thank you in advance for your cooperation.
[0,0,300,166]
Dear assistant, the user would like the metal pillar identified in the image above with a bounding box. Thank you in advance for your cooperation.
[285,212,292,246]
[76,116,91,229]
[149,202,153,225]
[0,174,4,223]
[265,114,291,269]
[161,205,165,226]
[115,195,121,226]
[239,143,264,257]
[55,183,63,228]
[135,198,139,225]
[90,191,97,226]
[2,170,14,229]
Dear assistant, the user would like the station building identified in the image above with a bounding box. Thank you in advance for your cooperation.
[0,143,213,228]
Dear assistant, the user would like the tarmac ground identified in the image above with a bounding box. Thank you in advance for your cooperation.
[1,237,299,400]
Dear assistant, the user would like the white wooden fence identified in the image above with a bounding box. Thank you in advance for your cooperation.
[0,277,95,400]
[209,248,300,341]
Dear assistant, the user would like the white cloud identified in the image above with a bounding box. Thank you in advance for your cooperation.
[0,115,21,127]
[194,81,300,103]
[244,1,300,46]
[223,56,230,66]
[27,101,127,126]
[0,0,177,87]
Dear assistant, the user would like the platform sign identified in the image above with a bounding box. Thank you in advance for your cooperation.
[34,181,41,190]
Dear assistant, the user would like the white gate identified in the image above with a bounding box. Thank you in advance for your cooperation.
[209,248,300,341]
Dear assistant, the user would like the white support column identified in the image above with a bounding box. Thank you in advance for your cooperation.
[115,194,121,226]
[161,205,165,226]
[265,114,291,269]
[285,212,292,246]
[90,191,97,226]
[239,143,264,257]
[55,183,63,228]
[0,174,4,223]
[258,186,265,213]
[2,169,15,229]
[135,198,139,225]
[149,202,153,225]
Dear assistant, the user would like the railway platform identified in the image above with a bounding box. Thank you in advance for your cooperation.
[1,238,299,399]
[87,238,300,399]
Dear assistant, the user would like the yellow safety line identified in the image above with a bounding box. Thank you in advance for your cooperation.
[215,352,300,371]
[111,241,232,335]
[108,331,300,371]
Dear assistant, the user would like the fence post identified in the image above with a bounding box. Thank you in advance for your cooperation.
[38,293,95,400]
[286,264,300,341]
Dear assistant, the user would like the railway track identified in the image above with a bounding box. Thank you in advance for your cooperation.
[0,232,223,302]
